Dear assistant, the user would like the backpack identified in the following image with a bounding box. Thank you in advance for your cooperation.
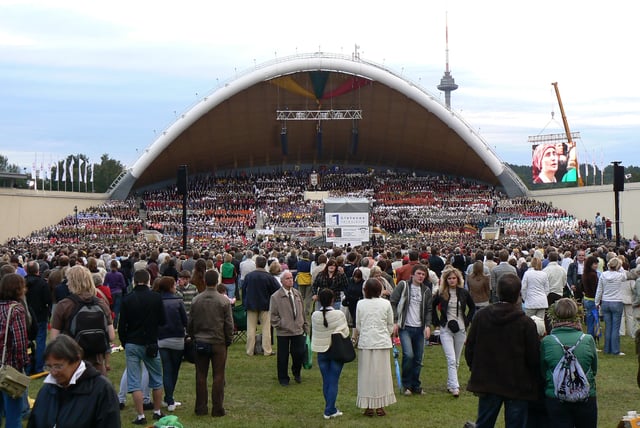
[67,294,110,355]
[550,333,590,402]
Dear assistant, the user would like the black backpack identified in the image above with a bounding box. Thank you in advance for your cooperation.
[67,294,109,355]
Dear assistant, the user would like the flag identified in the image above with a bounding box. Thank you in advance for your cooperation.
[61,160,66,182]
[90,163,94,183]
[83,160,88,183]
[52,163,57,183]
[79,159,84,183]
[69,158,74,183]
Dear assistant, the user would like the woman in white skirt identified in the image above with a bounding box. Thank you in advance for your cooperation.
[353,278,396,417]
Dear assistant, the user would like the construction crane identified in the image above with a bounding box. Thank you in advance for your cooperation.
[551,82,583,186]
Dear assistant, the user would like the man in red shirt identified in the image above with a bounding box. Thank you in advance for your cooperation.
[395,250,419,282]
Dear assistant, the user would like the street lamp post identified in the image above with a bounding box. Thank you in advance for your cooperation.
[612,161,623,248]
[74,205,79,243]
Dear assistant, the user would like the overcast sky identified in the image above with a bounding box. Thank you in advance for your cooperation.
[1,0,639,174]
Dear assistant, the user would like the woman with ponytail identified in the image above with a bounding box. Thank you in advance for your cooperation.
[311,288,349,420]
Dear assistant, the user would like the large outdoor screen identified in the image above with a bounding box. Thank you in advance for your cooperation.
[531,141,578,184]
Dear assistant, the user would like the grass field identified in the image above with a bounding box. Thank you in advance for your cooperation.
[26,332,640,428]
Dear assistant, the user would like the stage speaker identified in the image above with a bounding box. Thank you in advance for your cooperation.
[613,164,624,192]
[177,165,188,195]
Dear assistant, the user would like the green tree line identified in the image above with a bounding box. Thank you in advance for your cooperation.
[0,154,125,193]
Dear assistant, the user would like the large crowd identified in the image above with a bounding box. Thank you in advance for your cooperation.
[0,168,638,427]
[4,169,605,253]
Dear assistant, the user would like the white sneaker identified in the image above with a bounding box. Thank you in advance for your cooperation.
[163,401,182,409]
[323,410,343,419]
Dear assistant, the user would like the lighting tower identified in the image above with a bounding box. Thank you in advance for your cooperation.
[437,14,458,109]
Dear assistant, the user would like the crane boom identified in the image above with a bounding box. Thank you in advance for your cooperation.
[551,82,583,186]
[551,82,573,145]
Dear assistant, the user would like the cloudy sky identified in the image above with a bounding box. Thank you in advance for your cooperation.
[1,0,639,175]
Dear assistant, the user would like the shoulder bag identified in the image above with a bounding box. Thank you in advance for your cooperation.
[0,304,31,399]
[326,332,356,363]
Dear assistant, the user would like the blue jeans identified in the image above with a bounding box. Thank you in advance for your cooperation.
[399,325,425,390]
[601,300,623,354]
[119,367,151,404]
[476,393,528,428]
[159,347,183,405]
[125,343,163,392]
[34,321,48,373]
[583,299,597,341]
[2,391,22,428]
[223,283,236,300]
[317,352,344,416]
[112,292,123,328]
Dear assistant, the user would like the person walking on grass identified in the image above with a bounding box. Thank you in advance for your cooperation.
[465,273,540,428]
[354,278,396,417]
[118,269,166,425]
[389,264,433,396]
[311,288,350,420]
[188,269,233,417]
[242,256,280,356]
[270,270,308,386]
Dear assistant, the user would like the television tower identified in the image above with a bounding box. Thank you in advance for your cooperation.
[437,14,458,109]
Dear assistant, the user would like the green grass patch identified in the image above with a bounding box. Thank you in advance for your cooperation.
[26,333,640,427]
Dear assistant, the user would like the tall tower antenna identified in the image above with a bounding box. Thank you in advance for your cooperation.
[437,12,458,109]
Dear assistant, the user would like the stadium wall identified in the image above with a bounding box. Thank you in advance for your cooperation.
[0,189,107,243]
[529,182,640,239]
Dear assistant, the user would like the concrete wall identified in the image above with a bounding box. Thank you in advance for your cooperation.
[0,189,108,243]
[530,182,640,239]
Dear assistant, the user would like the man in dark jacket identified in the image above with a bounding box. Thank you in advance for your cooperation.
[242,255,280,356]
[465,273,540,428]
[119,269,166,425]
[25,261,52,374]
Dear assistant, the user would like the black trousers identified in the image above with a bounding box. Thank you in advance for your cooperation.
[276,334,305,384]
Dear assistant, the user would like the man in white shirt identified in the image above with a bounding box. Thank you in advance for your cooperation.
[543,251,567,305]
[239,250,256,301]
[389,265,433,396]
[358,257,371,281]
[311,254,328,283]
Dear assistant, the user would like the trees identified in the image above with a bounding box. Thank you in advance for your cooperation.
[94,154,125,193]
[0,155,20,173]
[46,154,125,193]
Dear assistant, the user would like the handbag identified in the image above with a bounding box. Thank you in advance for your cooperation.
[145,343,159,358]
[446,297,461,333]
[302,334,312,370]
[0,304,30,399]
[326,333,356,363]
[447,319,460,333]
[195,341,213,355]
[183,337,196,364]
